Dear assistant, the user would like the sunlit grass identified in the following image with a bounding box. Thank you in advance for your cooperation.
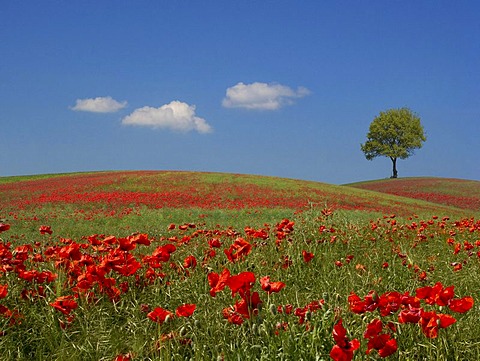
[0,172,479,360]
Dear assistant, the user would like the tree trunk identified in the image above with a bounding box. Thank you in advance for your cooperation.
[391,157,398,178]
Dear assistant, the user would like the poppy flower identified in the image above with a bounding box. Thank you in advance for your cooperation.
[39,225,53,235]
[131,233,151,246]
[151,244,177,262]
[302,250,314,263]
[148,307,173,324]
[378,291,402,316]
[419,310,456,338]
[50,295,78,316]
[448,296,474,313]
[398,305,422,324]
[363,319,398,357]
[330,319,360,361]
[366,333,398,358]
[260,276,286,294]
[175,304,196,317]
[114,353,133,361]
[415,282,454,306]
[0,284,7,299]
[208,268,230,297]
[208,238,222,248]
[226,271,255,298]
[222,307,244,325]
[183,255,197,269]
[363,318,383,339]
[118,237,136,252]
[348,291,378,314]
[224,238,252,263]
[0,224,10,233]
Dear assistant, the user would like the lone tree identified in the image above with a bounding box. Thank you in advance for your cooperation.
[361,107,426,178]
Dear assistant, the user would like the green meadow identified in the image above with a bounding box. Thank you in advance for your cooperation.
[0,171,479,360]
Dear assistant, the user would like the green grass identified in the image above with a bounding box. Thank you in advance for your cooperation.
[0,172,479,360]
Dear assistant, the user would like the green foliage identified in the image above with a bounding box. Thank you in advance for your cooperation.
[361,108,426,177]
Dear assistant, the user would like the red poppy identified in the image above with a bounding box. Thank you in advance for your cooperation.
[366,333,398,358]
[330,319,360,361]
[208,238,222,248]
[50,295,78,315]
[222,307,244,325]
[114,353,133,361]
[226,271,255,298]
[378,291,402,316]
[419,310,456,338]
[151,244,177,262]
[364,319,398,358]
[448,296,474,313]
[0,284,7,299]
[39,225,53,235]
[348,291,378,314]
[363,318,383,339]
[302,250,314,263]
[208,268,230,297]
[175,304,196,317]
[118,237,136,252]
[398,305,422,324]
[183,255,197,269]
[260,276,286,294]
[224,238,252,263]
[147,307,173,324]
[0,224,10,233]
[130,233,151,246]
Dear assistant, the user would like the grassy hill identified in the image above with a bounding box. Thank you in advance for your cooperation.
[0,171,479,360]
[346,177,480,212]
[1,171,475,220]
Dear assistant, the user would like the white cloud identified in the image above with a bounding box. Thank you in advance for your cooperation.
[71,96,127,113]
[222,82,310,110]
[122,100,212,133]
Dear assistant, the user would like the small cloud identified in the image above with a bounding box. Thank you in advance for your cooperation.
[222,82,310,110]
[122,100,212,134]
[71,96,127,113]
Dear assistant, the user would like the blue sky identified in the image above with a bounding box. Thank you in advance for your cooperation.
[1,1,479,184]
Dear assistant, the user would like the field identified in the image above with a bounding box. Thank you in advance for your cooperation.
[0,171,479,360]
[348,177,480,212]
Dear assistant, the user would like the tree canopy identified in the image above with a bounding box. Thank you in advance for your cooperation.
[361,107,426,178]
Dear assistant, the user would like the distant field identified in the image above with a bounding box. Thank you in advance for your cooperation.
[0,171,472,219]
[347,177,480,212]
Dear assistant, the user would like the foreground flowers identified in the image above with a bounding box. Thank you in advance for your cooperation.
[330,319,360,361]
[0,212,477,359]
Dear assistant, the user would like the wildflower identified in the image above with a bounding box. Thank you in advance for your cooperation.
[39,225,53,235]
[364,319,398,357]
[448,296,474,313]
[260,276,286,294]
[208,268,230,297]
[50,295,78,315]
[224,238,252,263]
[0,284,7,299]
[176,304,196,317]
[419,310,456,338]
[226,271,255,298]
[302,250,314,263]
[183,255,197,269]
[330,319,360,361]
[148,307,173,324]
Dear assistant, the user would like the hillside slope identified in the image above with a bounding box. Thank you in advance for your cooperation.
[0,171,473,217]
[346,177,480,212]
